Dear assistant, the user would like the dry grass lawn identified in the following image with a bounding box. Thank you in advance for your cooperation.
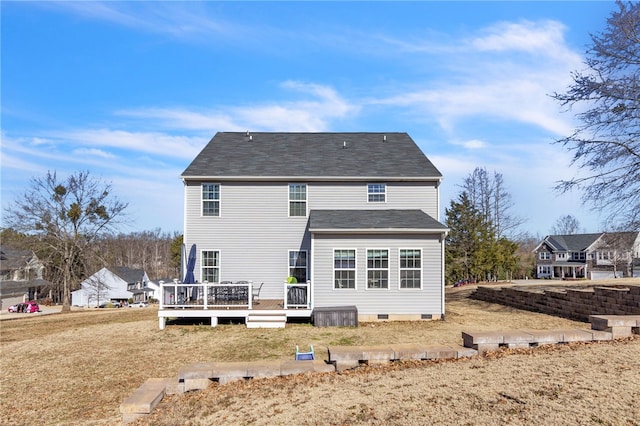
[1,279,639,425]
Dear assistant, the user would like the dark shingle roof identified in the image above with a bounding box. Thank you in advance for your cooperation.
[0,246,36,271]
[0,278,50,297]
[545,234,602,251]
[112,267,145,284]
[182,132,442,179]
[309,210,448,232]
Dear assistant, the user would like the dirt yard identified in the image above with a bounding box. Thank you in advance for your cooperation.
[1,279,639,425]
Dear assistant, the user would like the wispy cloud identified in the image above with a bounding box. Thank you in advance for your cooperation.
[48,1,247,42]
[470,20,577,60]
[117,81,358,132]
[52,129,203,160]
[72,148,116,159]
[369,20,580,138]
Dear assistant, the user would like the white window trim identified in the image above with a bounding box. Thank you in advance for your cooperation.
[201,183,221,217]
[366,248,390,290]
[288,183,308,217]
[398,248,422,290]
[538,252,550,260]
[200,250,220,284]
[367,183,386,203]
[333,248,357,290]
[288,250,308,283]
[538,265,552,275]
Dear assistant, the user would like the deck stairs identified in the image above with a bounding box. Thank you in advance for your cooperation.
[246,312,287,328]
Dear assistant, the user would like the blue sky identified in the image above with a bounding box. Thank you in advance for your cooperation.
[1,1,618,237]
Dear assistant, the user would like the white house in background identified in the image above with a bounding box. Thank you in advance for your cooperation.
[159,132,448,328]
[72,267,150,307]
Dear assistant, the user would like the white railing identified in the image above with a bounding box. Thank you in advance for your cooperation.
[159,279,313,310]
[283,280,312,309]
[159,280,253,310]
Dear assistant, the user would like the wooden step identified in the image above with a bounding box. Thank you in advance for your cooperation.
[246,312,286,328]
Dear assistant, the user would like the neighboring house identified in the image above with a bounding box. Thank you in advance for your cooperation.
[71,267,150,307]
[0,246,50,309]
[533,232,640,280]
[160,132,448,328]
[132,279,160,303]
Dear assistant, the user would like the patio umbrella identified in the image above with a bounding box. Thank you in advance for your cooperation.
[183,244,196,284]
[183,244,197,301]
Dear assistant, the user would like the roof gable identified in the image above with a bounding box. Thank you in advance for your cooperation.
[182,132,442,180]
[544,233,603,252]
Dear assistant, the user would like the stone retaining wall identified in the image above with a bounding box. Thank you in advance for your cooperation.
[471,285,640,322]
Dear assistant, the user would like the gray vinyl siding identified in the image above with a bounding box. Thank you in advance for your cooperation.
[184,180,442,302]
[184,181,310,300]
[311,233,444,316]
[308,181,439,219]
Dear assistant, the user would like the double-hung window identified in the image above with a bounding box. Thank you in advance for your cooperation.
[538,252,550,260]
[399,249,421,289]
[288,251,307,283]
[201,250,220,283]
[367,249,388,289]
[202,184,220,216]
[367,183,386,202]
[289,184,307,217]
[334,249,356,289]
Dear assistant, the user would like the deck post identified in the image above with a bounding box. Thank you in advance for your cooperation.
[211,316,218,327]
[159,316,166,330]
[203,282,208,310]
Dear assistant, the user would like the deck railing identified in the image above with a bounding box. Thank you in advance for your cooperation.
[284,280,312,309]
[159,279,313,310]
[159,280,253,309]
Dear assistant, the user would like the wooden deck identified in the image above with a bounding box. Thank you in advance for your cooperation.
[157,299,313,329]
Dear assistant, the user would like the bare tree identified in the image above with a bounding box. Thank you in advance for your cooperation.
[552,1,640,231]
[84,275,112,307]
[3,171,128,311]
[461,167,525,238]
[551,214,583,235]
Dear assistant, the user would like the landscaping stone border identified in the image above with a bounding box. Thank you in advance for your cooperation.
[119,314,640,424]
[471,285,640,321]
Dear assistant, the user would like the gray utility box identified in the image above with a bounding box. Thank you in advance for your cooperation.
[312,306,358,327]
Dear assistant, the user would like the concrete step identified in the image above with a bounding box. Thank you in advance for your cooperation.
[120,378,169,424]
[246,313,287,328]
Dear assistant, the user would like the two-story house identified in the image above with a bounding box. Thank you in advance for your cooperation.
[0,246,49,309]
[158,132,448,328]
[533,232,640,280]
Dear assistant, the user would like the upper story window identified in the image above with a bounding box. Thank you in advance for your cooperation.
[334,249,356,289]
[570,252,586,261]
[556,253,567,260]
[367,249,389,289]
[289,184,307,217]
[399,249,421,289]
[539,252,550,260]
[202,184,220,216]
[367,183,386,202]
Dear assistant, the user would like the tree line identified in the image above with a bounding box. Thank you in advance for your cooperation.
[2,170,183,310]
[445,167,525,284]
[1,226,183,305]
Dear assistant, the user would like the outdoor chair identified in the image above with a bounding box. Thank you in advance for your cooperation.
[295,345,315,360]
[252,282,263,304]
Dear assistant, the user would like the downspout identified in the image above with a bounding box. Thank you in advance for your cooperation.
[441,231,447,320]
[310,231,315,310]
